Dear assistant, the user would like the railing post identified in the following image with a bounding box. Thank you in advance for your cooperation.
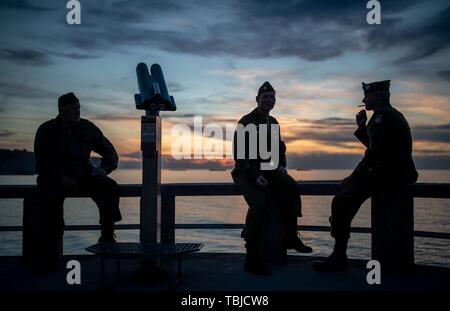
[258,192,287,263]
[371,186,414,271]
[161,195,175,243]
[23,191,63,271]
[22,195,37,265]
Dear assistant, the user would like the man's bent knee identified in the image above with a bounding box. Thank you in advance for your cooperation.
[331,192,349,211]
[94,175,118,188]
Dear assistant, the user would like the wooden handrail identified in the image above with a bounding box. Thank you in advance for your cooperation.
[2,181,450,267]
[1,182,449,199]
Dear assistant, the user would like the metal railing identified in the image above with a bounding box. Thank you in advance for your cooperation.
[0,182,449,241]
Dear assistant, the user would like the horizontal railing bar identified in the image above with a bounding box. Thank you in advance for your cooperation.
[1,224,448,239]
[413,231,450,239]
[1,182,449,199]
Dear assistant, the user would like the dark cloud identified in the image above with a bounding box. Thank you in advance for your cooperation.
[0,48,51,66]
[0,0,54,12]
[163,114,450,146]
[285,119,450,146]
[283,130,353,145]
[167,81,186,93]
[0,129,15,137]
[414,148,450,155]
[86,0,183,24]
[117,153,450,170]
[437,70,450,81]
[300,118,355,129]
[201,0,424,61]
[115,1,447,63]
[163,113,238,125]
[240,0,419,21]
[120,151,141,159]
[2,0,439,65]
[0,80,58,101]
[0,48,97,66]
[80,100,201,122]
[287,153,450,170]
[162,157,233,170]
[162,113,198,119]
[281,117,356,144]
[53,50,97,60]
[0,0,445,77]
[412,123,450,143]
[433,124,450,130]
[368,6,450,64]
[88,114,138,121]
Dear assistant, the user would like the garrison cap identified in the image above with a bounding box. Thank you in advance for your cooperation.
[58,92,79,108]
[257,81,275,96]
[362,80,390,95]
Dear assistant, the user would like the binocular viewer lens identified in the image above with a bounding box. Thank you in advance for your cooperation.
[134,63,177,112]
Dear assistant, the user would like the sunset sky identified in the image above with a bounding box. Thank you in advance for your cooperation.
[0,0,449,169]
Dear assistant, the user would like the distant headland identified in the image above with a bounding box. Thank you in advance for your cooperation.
[0,149,36,175]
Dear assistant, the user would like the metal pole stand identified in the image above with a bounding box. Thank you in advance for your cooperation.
[132,62,177,283]
[133,112,167,282]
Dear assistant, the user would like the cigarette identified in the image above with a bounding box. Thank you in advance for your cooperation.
[357,105,365,107]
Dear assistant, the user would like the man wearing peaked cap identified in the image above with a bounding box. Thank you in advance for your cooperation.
[232,81,312,276]
[35,92,122,267]
[313,80,418,272]
[362,80,390,94]
[258,81,275,95]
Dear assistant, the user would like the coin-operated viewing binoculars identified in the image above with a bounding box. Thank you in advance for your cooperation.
[135,63,177,112]
[134,62,177,248]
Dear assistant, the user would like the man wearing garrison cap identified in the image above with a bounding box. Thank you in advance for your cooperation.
[34,92,122,262]
[313,80,418,272]
[232,81,312,276]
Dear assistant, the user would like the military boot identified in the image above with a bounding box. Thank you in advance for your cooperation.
[313,237,349,272]
[285,236,313,253]
[98,232,116,243]
[312,252,348,272]
[244,243,271,276]
[99,223,117,243]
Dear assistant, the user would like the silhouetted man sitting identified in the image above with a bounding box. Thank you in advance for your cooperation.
[34,92,122,245]
[232,81,312,276]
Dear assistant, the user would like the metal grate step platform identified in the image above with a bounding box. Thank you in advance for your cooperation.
[86,242,203,289]
[86,242,203,258]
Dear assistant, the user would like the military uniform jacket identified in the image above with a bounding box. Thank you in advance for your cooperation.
[34,115,118,179]
[351,104,418,187]
[233,108,287,181]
